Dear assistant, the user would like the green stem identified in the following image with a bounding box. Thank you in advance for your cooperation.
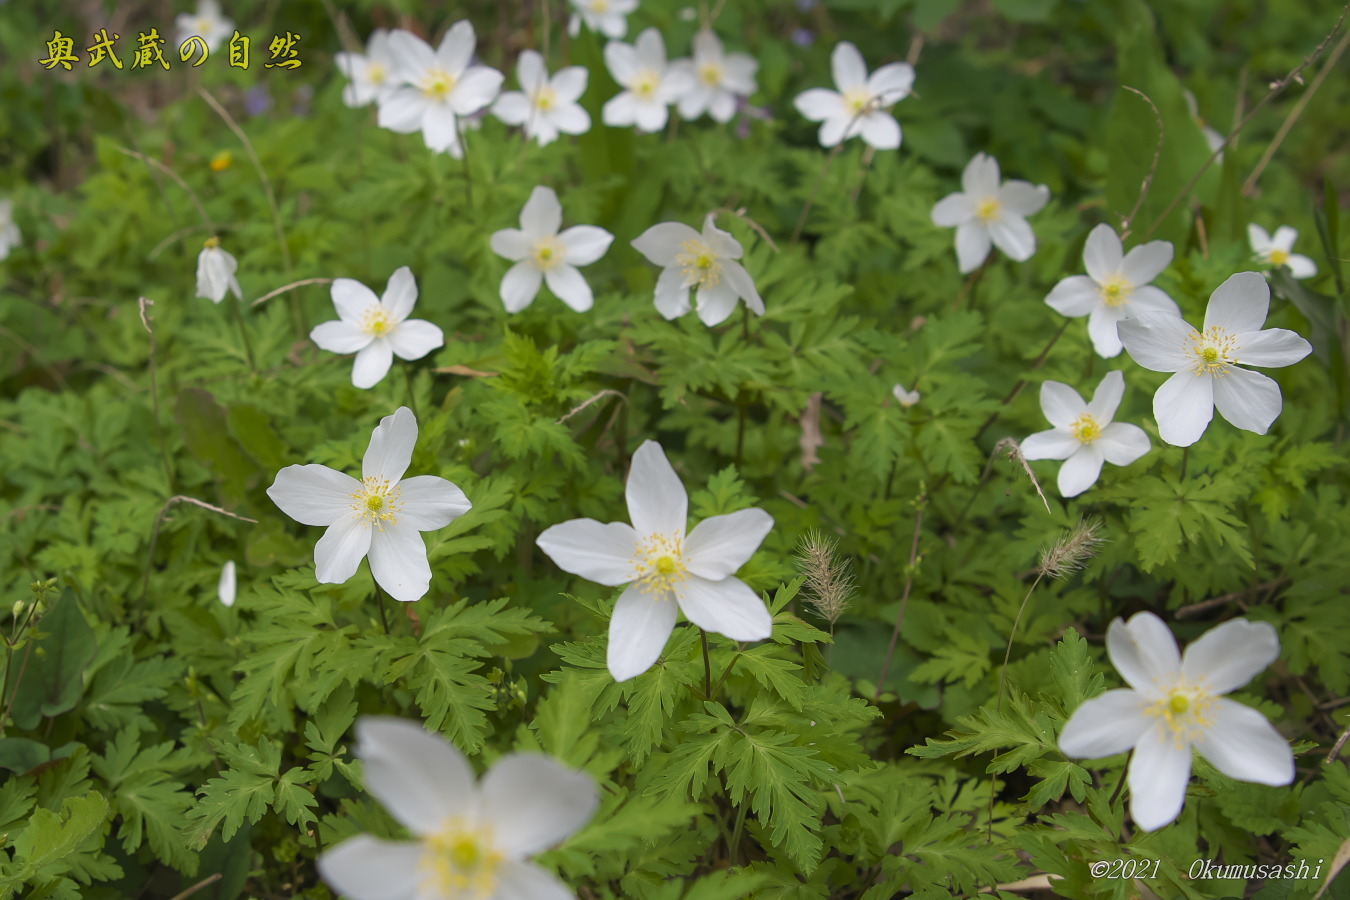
[227,295,258,371]
[700,629,713,700]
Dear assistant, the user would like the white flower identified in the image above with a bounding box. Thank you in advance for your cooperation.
[336,29,398,109]
[378,24,504,156]
[310,267,445,389]
[218,561,236,607]
[196,238,242,303]
[631,215,764,326]
[930,153,1050,273]
[175,0,234,53]
[490,187,614,313]
[1248,224,1318,279]
[0,199,20,260]
[1184,89,1226,158]
[1021,371,1150,498]
[318,717,597,900]
[267,408,471,603]
[601,28,695,133]
[892,384,920,408]
[537,440,774,682]
[1059,612,1294,832]
[792,41,914,150]
[1117,272,1313,447]
[492,51,591,147]
[568,0,638,39]
[671,29,758,124]
[1046,224,1180,358]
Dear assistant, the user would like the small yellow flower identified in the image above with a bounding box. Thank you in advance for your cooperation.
[209,150,233,172]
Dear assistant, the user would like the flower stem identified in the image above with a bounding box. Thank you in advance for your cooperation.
[227,295,258,372]
[875,495,925,699]
[376,586,390,635]
[700,629,713,700]
[997,573,1045,713]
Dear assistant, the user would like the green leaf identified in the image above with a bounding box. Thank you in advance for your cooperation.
[8,590,97,730]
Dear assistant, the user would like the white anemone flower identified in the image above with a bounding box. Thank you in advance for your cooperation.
[792,41,914,150]
[931,153,1050,273]
[0,199,22,260]
[1046,224,1181,358]
[671,29,758,124]
[892,383,920,409]
[336,29,399,109]
[1248,224,1318,279]
[568,0,639,39]
[536,440,774,682]
[490,186,614,313]
[318,717,597,900]
[267,408,471,603]
[631,215,764,326]
[218,561,236,608]
[1117,271,1313,447]
[601,28,695,133]
[492,51,591,147]
[1059,612,1295,832]
[310,267,445,389]
[196,237,242,303]
[378,24,504,156]
[1021,371,1150,498]
[175,0,234,53]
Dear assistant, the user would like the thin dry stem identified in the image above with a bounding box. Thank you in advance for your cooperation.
[251,277,335,308]
[1116,86,1164,241]
[113,145,215,231]
[708,207,781,253]
[557,389,627,424]
[995,437,1051,515]
[876,494,926,699]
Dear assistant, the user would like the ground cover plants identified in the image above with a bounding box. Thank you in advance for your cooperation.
[2,0,1349,897]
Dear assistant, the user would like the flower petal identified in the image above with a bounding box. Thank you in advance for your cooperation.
[421,103,460,153]
[559,225,614,266]
[677,575,772,642]
[1180,618,1280,694]
[515,48,547,93]
[1120,240,1173,285]
[1086,305,1128,358]
[695,282,740,326]
[381,266,418,321]
[218,560,237,607]
[1236,328,1313,368]
[317,836,423,900]
[491,228,532,261]
[1128,285,1180,317]
[931,193,975,228]
[551,66,589,102]
[1118,313,1195,373]
[684,508,773,581]
[388,319,444,361]
[356,716,474,834]
[1020,429,1079,461]
[830,41,867,91]
[866,62,914,101]
[1193,698,1294,785]
[493,91,531,125]
[793,88,844,123]
[988,214,1037,262]
[1128,721,1193,831]
[1046,275,1099,317]
[1040,380,1087,429]
[436,21,476,74]
[954,222,991,274]
[332,278,380,323]
[861,113,901,150]
[1272,225,1298,250]
[1212,366,1282,435]
[604,41,639,86]
[397,475,472,532]
[1057,444,1103,497]
[998,181,1050,217]
[314,517,373,584]
[1107,612,1182,699]
[377,89,427,133]
[1154,370,1214,447]
[1286,254,1318,279]
[961,153,1000,197]
[501,262,544,313]
[653,267,691,319]
[1087,370,1125,422]
[1204,271,1269,334]
[549,102,591,135]
[368,525,432,602]
[608,583,679,682]
[363,406,418,482]
[268,464,362,526]
[478,755,599,857]
[626,440,687,537]
[1097,422,1150,466]
[494,860,575,900]
[632,222,701,267]
[602,92,638,127]
[544,265,594,312]
[723,261,764,314]
[1247,223,1272,251]
[352,340,395,389]
[311,319,375,354]
[1059,689,1151,758]
[1082,224,1123,283]
[521,186,563,238]
[536,519,639,586]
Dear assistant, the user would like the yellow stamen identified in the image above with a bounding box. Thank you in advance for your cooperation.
[533,85,558,110]
[843,87,873,116]
[634,534,688,595]
[204,236,221,249]
[420,820,502,899]
[699,62,723,86]
[632,72,659,100]
[361,306,394,337]
[675,239,722,289]
[1146,683,1215,749]
[1070,413,1102,444]
[422,68,457,101]
[976,197,1001,223]
[1098,275,1133,307]
[532,237,565,271]
[350,476,403,530]
[1186,326,1241,377]
[368,62,387,85]
[1267,248,1290,266]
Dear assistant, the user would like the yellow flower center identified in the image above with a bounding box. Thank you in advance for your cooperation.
[632,71,659,100]
[976,197,1001,223]
[532,236,565,271]
[1146,682,1216,748]
[532,85,558,110]
[351,476,403,529]
[1267,248,1290,266]
[1070,413,1102,444]
[361,306,395,337]
[593,0,610,10]
[422,67,457,101]
[675,239,722,289]
[634,533,688,595]
[368,62,387,85]
[420,821,503,900]
[1187,325,1241,377]
[196,17,212,33]
[1098,275,1134,307]
[699,62,723,86]
[204,236,221,249]
[843,87,873,116]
